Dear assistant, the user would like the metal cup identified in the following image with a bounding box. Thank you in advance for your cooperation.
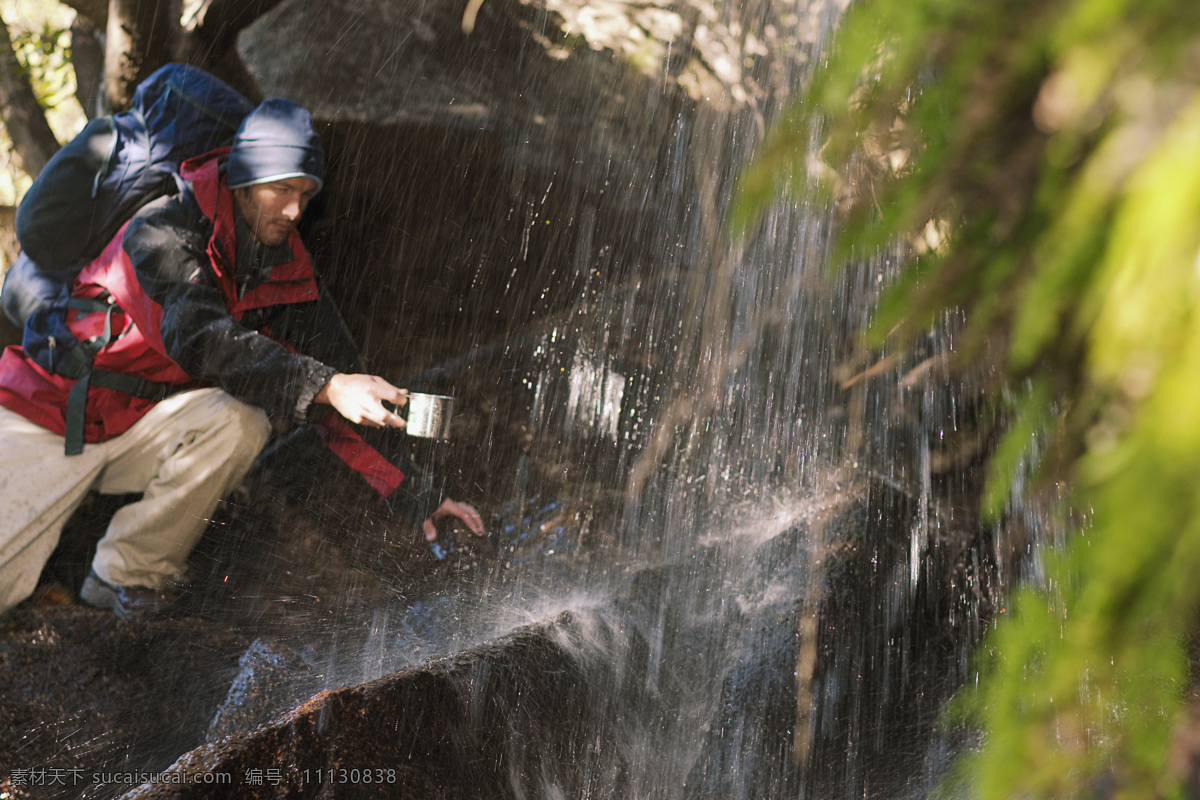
[405,392,455,439]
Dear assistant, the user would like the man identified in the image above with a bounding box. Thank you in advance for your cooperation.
[0,98,483,619]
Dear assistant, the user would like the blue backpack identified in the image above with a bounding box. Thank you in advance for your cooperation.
[1,64,254,455]
[2,63,254,327]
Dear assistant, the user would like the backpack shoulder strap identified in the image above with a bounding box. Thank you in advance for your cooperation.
[58,294,174,456]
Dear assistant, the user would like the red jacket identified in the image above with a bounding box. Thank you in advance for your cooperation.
[0,151,423,507]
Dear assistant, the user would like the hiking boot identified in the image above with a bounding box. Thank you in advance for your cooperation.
[80,570,179,620]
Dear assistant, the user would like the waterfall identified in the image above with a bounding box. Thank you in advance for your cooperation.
[284,0,1004,796]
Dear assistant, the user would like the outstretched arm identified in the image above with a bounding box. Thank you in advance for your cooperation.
[316,373,487,538]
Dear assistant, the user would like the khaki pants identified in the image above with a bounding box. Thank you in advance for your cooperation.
[0,388,270,614]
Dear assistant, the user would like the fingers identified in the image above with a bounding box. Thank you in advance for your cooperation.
[423,501,486,556]
[380,404,407,429]
[457,503,486,536]
[378,386,408,428]
[357,402,400,428]
[364,379,406,427]
[432,499,486,536]
[327,374,410,427]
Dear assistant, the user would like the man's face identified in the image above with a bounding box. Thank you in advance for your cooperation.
[233,177,319,247]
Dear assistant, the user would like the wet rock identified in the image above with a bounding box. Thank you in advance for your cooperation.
[206,639,312,744]
[23,476,992,800]
[680,479,996,799]
[122,610,627,799]
[683,522,810,799]
[689,603,802,799]
[803,481,994,799]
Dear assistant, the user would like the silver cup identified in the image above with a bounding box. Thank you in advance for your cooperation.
[406,392,455,439]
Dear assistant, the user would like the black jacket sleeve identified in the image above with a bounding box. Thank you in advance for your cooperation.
[245,281,365,376]
[121,194,337,424]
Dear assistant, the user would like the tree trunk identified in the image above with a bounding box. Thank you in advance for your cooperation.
[0,15,60,177]
[0,204,17,264]
[71,17,106,119]
[59,0,110,29]
[104,0,182,112]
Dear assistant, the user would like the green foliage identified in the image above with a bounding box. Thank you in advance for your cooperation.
[0,0,82,209]
[11,20,74,111]
[737,0,1200,795]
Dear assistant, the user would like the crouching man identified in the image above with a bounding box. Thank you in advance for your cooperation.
[0,98,482,619]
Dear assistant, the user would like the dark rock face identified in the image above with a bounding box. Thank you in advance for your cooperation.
[239,0,680,196]
[123,610,620,800]
[237,0,694,385]
[686,522,808,800]
[803,482,992,799]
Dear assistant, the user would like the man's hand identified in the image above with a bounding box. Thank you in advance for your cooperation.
[423,499,486,542]
[315,373,408,427]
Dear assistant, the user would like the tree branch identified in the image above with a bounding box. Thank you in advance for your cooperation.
[104,0,182,111]
[0,15,59,177]
[71,17,105,118]
[59,0,109,27]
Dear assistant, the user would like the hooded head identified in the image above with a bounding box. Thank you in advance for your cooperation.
[226,98,324,191]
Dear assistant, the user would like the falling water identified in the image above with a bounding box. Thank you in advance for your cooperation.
[243,0,1012,795]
